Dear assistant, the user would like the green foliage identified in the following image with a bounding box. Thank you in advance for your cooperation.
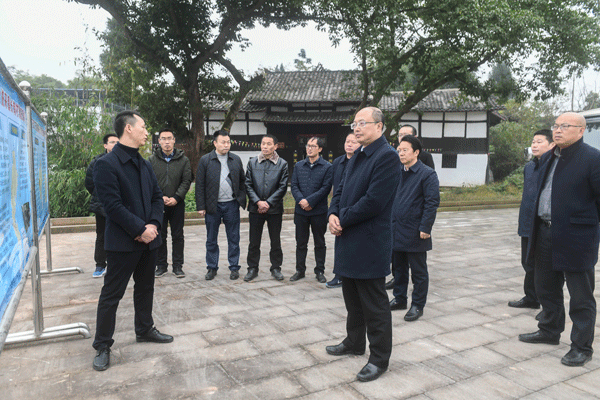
[184,183,197,213]
[48,169,90,218]
[583,91,600,111]
[7,66,67,88]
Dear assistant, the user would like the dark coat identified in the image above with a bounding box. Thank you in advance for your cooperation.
[328,135,401,279]
[93,142,164,252]
[527,139,600,272]
[331,154,351,194]
[291,156,333,216]
[419,150,435,170]
[195,150,246,214]
[246,153,289,214]
[86,153,106,216]
[392,161,440,252]
[148,148,192,204]
[518,159,541,237]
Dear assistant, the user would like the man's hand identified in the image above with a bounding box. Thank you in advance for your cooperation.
[138,224,159,244]
[164,197,177,207]
[198,210,206,217]
[299,199,310,210]
[329,214,342,236]
[257,200,270,214]
[420,232,430,239]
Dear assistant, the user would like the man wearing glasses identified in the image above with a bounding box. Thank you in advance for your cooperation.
[325,107,401,382]
[149,129,192,278]
[519,112,600,367]
[290,137,333,283]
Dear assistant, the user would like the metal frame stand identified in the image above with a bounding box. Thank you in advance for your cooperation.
[39,221,84,275]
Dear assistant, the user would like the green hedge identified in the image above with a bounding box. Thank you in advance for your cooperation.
[49,168,90,217]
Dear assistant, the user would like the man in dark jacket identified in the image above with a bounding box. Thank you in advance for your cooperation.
[389,135,440,322]
[149,129,192,278]
[398,124,435,169]
[519,112,600,367]
[290,137,333,283]
[92,111,173,372]
[244,134,289,282]
[196,130,246,281]
[85,133,119,278]
[326,132,359,289]
[326,107,401,382]
[509,130,554,311]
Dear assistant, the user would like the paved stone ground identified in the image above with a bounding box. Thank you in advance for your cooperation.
[2,208,600,399]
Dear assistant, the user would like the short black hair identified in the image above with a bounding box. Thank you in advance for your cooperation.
[533,129,553,143]
[308,137,325,148]
[103,133,118,144]
[400,134,422,154]
[159,128,175,138]
[114,110,142,138]
[262,134,278,145]
[400,124,418,136]
[213,129,230,141]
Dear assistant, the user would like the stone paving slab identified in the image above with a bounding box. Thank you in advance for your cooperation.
[2,208,600,399]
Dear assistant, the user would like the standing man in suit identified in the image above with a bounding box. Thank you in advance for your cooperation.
[92,111,173,372]
[326,107,401,382]
[389,135,440,322]
[149,128,192,278]
[508,130,554,313]
[290,137,333,283]
[326,132,360,289]
[196,130,247,281]
[519,112,600,367]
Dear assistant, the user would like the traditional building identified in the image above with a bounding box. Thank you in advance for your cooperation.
[208,70,501,186]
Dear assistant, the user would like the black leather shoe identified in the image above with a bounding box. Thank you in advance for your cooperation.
[356,362,387,382]
[173,268,185,278]
[518,330,560,345]
[271,269,284,281]
[561,348,593,366]
[290,271,305,281]
[389,298,407,311]
[230,270,239,280]
[93,347,110,371]
[205,269,217,280]
[508,297,540,309]
[535,310,544,321]
[326,342,365,356]
[326,276,342,288]
[404,305,423,321]
[385,278,395,290]
[136,327,174,343]
[244,268,258,282]
[155,267,167,278]
[316,272,326,283]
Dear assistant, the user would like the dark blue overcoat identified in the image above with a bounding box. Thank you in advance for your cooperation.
[392,161,439,252]
[527,139,600,272]
[328,135,401,279]
[517,159,541,238]
[94,143,164,252]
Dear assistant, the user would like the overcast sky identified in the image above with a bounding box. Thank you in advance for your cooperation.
[0,0,356,83]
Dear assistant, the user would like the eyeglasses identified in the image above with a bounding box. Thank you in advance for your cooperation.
[350,121,378,130]
[306,144,319,149]
[159,137,175,142]
[551,124,582,131]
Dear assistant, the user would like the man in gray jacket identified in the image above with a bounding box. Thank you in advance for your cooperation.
[244,134,289,282]
[148,129,192,278]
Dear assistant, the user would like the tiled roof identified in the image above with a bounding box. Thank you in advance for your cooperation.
[262,111,353,124]
[380,89,502,112]
[247,71,363,103]
[209,100,266,112]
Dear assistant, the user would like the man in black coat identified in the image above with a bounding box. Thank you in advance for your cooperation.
[85,133,119,278]
[196,130,246,281]
[519,112,600,367]
[398,124,435,169]
[326,107,401,382]
[92,111,173,372]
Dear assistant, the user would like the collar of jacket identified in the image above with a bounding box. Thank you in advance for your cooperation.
[208,149,234,161]
[154,147,184,161]
[404,159,423,173]
[356,135,387,157]
[304,155,326,166]
[258,150,279,164]
[114,142,140,164]
[555,137,583,161]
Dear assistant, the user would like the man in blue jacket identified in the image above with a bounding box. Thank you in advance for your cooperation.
[325,107,401,382]
[519,112,600,367]
[290,137,333,283]
[92,111,173,372]
[389,135,439,322]
[509,130,554,312]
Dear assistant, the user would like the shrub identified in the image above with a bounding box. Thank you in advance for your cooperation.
[48,168,90,217]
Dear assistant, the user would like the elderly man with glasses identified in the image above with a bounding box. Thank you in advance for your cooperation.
[518,112,600,367]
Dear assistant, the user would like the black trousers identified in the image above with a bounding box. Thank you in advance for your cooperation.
[294,213,327,274]
[94,214,106,268]
[534,222,596,353]
[157,201,185,270]
[392,250,428,308]
[93,249,157,350]
[341,277,392,369]
[247,212,283,271]
[521,236,537,303]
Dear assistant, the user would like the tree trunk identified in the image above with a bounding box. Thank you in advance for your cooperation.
[188,81,205,172]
